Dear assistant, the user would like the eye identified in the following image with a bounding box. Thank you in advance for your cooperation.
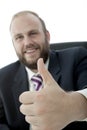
[15,35,23,40]
[30,31,38,36]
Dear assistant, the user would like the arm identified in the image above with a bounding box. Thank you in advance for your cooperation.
[77,88,87,99]
[67,91,87,121]
[77,88,87,121]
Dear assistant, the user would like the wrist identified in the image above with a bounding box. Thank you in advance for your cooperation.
[67,91,87,121]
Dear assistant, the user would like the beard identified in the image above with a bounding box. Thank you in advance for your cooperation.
[16,39,50,70]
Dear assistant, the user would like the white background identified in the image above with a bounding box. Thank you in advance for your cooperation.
[0,0,87,68]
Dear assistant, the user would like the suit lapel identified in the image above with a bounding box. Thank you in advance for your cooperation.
[8,62,29,128]
[48,51,61,83]
[11,63,29,114]
[12,63,29,98]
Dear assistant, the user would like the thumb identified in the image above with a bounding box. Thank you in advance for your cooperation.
[37,58,64,92]
[37,58,54,84]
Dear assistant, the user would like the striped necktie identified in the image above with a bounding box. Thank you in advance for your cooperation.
[31,75,43,91]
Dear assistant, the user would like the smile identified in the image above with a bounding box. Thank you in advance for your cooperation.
[25,48,39,55]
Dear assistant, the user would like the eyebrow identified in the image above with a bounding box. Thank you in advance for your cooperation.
[13,33,23,37]
[13,29,40,38]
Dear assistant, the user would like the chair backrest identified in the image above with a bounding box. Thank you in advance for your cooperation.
[50,41,87,50]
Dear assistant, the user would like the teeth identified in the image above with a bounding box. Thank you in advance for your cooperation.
[26,49,36,53]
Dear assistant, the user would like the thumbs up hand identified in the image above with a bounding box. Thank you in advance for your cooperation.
[19,58,83,130]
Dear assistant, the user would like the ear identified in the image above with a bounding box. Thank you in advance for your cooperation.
[46,30,50,42]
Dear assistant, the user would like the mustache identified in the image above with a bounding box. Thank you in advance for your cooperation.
[23,44,40,52]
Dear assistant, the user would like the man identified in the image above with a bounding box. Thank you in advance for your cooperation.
[0,10,87,130]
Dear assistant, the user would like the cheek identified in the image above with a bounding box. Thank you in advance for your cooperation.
[14,44,23,54]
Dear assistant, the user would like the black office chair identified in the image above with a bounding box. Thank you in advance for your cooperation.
[50,41,87,50]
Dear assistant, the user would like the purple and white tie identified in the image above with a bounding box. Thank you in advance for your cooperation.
[31,75,43,91]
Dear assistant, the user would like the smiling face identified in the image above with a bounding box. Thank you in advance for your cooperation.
[10,13,50,72]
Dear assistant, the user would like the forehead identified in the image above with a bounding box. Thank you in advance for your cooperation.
[11,14,43,35]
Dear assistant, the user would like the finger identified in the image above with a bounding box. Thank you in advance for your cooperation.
[19,91,36,104]
[25,115,40,127]
[20,104,35,116]
[31,125,40,130]
[37,58,55,84]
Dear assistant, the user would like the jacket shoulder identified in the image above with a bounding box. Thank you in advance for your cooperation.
[0,60,21,77]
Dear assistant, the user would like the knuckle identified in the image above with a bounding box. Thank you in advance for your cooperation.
[35,92,45,102]
[35,105,45,115]
[34,92,47,115]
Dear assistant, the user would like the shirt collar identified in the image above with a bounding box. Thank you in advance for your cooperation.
[25,58,49,80]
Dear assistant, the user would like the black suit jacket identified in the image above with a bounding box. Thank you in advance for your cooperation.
[0,47,87,130]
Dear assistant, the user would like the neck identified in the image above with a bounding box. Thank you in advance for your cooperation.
[31,69,38,73]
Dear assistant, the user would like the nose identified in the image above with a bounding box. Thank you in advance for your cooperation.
[24,36,32,46]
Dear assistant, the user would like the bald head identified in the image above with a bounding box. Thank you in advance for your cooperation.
[10,10,47,33]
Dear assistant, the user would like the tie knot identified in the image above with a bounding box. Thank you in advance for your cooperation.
[31,74,43,91]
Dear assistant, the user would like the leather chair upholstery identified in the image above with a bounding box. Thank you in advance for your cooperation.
[50,41,87,50]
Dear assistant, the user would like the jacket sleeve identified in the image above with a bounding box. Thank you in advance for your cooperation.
[0,98,11,130]
[0,125,10,130]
